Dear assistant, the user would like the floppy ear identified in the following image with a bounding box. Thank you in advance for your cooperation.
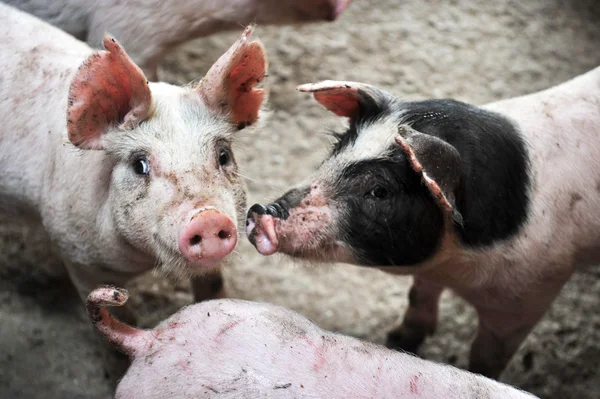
[395,125,463,225]
[67,35,152,150]
[197,25,268,130]
[297,80,393,121]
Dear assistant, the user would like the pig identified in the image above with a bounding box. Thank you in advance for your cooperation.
[87,285,538,399]
[5,0,352,81]
[246,68,600,379]
[0,4,268,320]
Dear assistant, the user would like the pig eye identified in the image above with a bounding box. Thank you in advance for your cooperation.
[132,157,150,176]
[368,186,389,199]
[218,148,231,167]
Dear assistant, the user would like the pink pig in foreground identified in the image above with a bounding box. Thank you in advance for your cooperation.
[5,0,352,80]
[87,286,538,399]
[0,4,267,316]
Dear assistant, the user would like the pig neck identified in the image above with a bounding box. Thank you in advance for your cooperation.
[418,67,600,294]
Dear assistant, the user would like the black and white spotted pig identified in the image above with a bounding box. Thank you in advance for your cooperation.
[246,69,600,379]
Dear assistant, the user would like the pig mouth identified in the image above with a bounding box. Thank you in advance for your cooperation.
[245,204,285,256]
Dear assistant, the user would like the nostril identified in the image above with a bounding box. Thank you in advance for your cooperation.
[189,235,202,246]
[218,230,231,240]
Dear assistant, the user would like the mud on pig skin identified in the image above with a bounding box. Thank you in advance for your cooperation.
[5,0,352,81]
[247,68,600,379]
[0,4,269,320]
[86,286,538,399]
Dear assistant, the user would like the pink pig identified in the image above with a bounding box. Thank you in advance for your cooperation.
[5,0,352,80]
[87,286,538,399]
[0,4,267,319]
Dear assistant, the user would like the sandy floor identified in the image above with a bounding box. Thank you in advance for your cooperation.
[1,0,600,398]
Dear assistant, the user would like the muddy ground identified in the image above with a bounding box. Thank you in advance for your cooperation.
[1,0,600,398]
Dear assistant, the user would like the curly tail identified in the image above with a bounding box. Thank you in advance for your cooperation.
[86,286,149,357]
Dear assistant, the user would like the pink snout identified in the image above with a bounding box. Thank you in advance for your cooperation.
[179,210,238,267]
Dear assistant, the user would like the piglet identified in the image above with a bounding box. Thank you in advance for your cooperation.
[5,0,352,80]
[0,4,267,318]
[247,68,600,378]
[87,286,537,399]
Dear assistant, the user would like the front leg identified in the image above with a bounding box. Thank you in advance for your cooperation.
[386,276,444,354]
[191,270,226,302]
[468,277,569,380]
[468,311,541,380]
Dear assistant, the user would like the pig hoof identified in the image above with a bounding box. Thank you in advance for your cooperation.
[385,325,430,354]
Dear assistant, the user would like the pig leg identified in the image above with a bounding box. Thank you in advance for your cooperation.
[386,277,444,354]
[191,271,226,302]
[468,279,568,379]
[468,312,541,379]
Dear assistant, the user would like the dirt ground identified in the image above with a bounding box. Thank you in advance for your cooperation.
[1,0,600,398]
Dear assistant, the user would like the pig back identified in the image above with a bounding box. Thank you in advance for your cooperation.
[483,67,600,269]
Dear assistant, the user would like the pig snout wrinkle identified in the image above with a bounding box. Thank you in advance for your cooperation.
[179,210,237,267]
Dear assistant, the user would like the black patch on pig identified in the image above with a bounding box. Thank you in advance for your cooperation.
[331,97,530,253]
[335,157,444,266]
[398,99,530,247]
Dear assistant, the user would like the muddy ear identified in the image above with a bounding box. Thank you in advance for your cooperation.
[67,35,152,150]
[395,125,463,225]
[297,80,393,120]
[197,25,268,130]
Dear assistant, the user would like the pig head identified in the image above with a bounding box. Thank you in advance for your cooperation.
[246,80,522,266]
[63,27,267,281]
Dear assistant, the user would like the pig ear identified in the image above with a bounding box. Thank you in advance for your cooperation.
[67,35,152,150]
[297,80,393,120]
[395,125,463,225]
[197,26,268,130]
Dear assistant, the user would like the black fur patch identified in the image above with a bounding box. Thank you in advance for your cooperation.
[330,97,530,265]
[335,157,445,266]
[398,99,530,247]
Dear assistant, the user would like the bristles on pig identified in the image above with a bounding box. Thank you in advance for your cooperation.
[87,286,538,399]
[0,4,268,317]
[247,69,600,378]
[5,0,352,80]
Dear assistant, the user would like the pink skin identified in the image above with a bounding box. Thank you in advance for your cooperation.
[86,286,537,399]
[179,209,238,267]
[5,0,352,81]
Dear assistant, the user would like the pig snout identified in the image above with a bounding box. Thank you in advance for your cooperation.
[179,209,238,266]
[245,203,287,256]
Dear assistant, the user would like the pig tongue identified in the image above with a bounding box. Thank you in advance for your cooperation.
[247,215,279,256]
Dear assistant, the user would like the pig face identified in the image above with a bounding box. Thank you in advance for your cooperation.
[247,81,530,267]
[67,28,268,278]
